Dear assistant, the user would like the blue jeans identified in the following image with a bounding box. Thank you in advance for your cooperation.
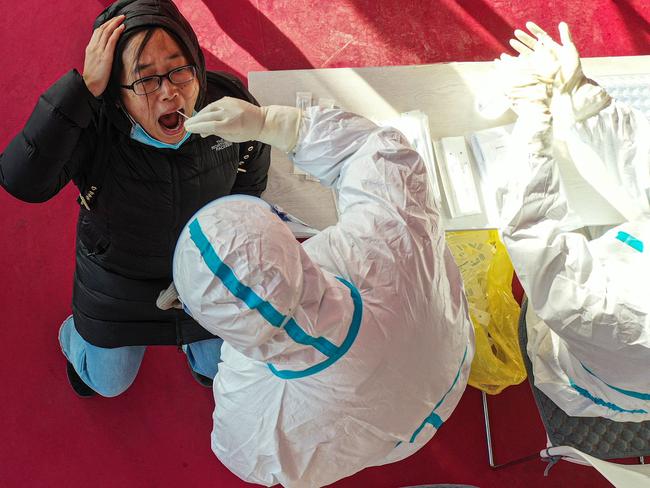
[58,315,223,397]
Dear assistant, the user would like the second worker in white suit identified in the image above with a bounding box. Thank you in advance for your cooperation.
[497,22,650,422]
[160,99,474,486]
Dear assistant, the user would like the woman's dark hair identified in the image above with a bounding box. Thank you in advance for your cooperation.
[108,26,200,106]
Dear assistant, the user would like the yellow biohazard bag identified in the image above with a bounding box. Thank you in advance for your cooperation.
[446,230,526,395]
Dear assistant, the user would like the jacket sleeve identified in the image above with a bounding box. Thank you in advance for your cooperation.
[0,70,97,203]
[500,98,650,353]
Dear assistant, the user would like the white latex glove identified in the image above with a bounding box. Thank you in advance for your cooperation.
[493,50,554,166]
[184,97,302,153]
[156,282,183,310]
[510,22,581,92]
[493,48,555,116]
[510,22,610,122]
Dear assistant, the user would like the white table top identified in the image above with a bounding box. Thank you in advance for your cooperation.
[249,56,650,231]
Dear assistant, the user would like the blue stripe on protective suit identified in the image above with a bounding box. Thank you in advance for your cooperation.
[269,276,362,379]
[188,218,362,377]
[409,345,469,443]
[580,363,650,401]
[568,378,648,414]
[189,219,337,357]
[616,231,644,252]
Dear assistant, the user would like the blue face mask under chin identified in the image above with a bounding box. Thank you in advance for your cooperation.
[126,109,194,150]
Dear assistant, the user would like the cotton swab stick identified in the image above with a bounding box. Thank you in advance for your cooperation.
[176,110,189,119]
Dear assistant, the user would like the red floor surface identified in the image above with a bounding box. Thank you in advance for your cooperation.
[1,1,649,487]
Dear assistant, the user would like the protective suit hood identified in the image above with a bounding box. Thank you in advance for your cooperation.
[174,199,354,364]
[93,0,207,134]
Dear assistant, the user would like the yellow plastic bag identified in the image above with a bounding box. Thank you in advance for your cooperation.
[446,230,526,395]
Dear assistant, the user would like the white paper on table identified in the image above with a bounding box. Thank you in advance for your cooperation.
[293,164,308,176]
[470,124,513,183]
[542,446,650,488]
[438,135,482,218]
[469,124,513,224]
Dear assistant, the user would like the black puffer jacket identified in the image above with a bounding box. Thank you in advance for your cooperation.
[0,0,271,347]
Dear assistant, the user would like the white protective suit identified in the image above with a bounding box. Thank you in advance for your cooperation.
[500,76,650,422]
[173,107,474,487]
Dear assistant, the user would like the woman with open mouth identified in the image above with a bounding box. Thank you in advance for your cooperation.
[0,0,270,398]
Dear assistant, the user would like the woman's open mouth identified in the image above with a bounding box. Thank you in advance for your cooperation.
[158,109,185,136]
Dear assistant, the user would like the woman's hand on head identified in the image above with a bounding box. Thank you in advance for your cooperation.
[82,15,126,98]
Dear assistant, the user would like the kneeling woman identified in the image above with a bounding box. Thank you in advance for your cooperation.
[0,0,270,397]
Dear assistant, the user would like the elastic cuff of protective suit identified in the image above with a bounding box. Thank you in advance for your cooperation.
[571,80,612,122]
[293,108,313,154]
[259,105,302,153]
[41,70,101,129]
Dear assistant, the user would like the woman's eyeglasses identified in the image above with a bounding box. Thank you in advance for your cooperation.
[120,65,196,95]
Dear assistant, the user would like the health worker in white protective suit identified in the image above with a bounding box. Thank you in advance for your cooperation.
[161,98,474,486]
[496,22,650,422]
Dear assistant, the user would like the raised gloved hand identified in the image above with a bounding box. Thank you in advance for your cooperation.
[495,54,553,150]
[494,33,555,159]
[184,97,302,153]
[156,282,182,310]
[493,43,556,117]
[508,22,610,121]
[510,22,581,93]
